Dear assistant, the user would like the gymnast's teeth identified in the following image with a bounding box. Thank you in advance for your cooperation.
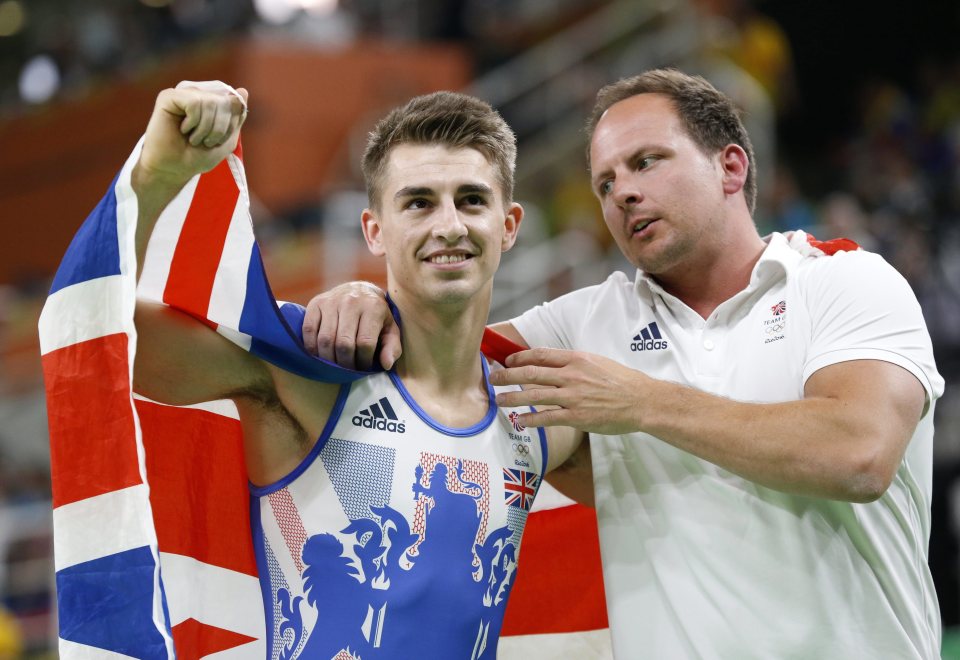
[430,254,467,264]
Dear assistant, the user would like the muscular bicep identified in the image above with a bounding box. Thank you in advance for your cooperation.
[804,359,925,486]
[133,301,272,405]
[545,425,585,472]
[544,427,593,506]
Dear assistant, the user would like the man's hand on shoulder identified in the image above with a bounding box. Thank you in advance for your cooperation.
[302,282,401,371]
[135,81,249,194]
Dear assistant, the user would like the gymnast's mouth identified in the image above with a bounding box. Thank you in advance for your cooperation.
[421,246,479,267]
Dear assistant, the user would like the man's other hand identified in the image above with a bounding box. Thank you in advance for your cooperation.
[490,347,645,434]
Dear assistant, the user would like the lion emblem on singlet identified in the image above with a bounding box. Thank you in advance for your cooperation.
[275,457,518,659]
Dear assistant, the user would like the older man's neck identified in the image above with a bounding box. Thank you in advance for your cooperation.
[657,228,767,320]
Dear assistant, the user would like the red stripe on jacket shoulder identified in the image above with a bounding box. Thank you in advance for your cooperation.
[806,234,860,255]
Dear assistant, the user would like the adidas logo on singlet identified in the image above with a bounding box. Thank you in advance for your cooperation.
[631,322,669,352]
[352,396,407,433]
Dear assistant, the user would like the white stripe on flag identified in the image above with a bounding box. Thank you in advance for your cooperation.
[59,638,141,659]
[160,552,266,642]
[530,480,577,513]
[52,484,156,572]
[498,629,613,659]
[38,275,129,356]
[225,152,251,205]
[216,325,253,352]
[137,175,202,303]
[115,141,143,283]
[207,163,254,331]
[132,393,240,420]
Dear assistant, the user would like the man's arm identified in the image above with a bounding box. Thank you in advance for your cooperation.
[490,349,925,503]
[134,302,273,406]
[130,83,340,484]
[132,82,258,406]
[133,82,249,274]
[301,283,532,369]
[135,301,337,486]
[130,82,270,401]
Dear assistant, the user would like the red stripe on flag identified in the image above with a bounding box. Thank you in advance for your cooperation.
[171,618,257,659]
[163,160,239,323]
[502,503,608,635]
[137,400,258,576]
[42,333,143,508]
[481,327,526,366]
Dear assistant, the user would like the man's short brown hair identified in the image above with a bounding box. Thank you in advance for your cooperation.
[362,92,516,209]
[586,69,757,214]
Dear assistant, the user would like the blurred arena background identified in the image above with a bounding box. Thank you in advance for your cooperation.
[0,0,957,656]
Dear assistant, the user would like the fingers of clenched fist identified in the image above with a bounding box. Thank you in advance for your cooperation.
[139,80,249,183]
[174,81,248,149]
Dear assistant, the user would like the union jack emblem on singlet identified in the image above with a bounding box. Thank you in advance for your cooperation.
[771,300,786,316]
[503,468,539,511]
[508,411,525,432]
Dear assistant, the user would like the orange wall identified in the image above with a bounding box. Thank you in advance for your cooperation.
[0,38,471,285]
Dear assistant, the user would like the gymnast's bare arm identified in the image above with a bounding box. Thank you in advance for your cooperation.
[129,82,340,485]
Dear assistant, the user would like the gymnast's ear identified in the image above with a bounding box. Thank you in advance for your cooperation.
[361,208,386,257]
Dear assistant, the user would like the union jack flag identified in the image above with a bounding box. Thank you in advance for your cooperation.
[771,300,787,316]
[39,133,382,658]
[508,411,525,433]
[503,468,539,511]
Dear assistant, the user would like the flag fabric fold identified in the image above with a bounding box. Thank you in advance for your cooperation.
[40,137,609,659]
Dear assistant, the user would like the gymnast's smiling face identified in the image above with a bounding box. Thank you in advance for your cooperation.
[360,142,522,310]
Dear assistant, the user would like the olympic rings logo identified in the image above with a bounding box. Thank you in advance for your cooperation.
[513,443,530,455]
[765,322,786,334]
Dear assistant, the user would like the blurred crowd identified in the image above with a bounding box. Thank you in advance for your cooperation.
[763,60,960,365]
[0,0,254,108]
[0,448,50,657]
[0,0,958,654]
[0,0,602,111]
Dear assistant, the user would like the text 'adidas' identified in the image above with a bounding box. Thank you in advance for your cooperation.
[631,322,669,352]
[352,396,407,433]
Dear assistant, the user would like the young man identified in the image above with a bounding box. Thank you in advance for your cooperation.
[306,69,944,658]
[130,82,578,659]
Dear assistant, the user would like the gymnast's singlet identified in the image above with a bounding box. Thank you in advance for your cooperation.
[251,360,547,660]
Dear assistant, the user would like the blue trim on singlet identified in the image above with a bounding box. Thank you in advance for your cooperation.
[250,494,276,655]
[249,383,352,497]
[388,355,498,437]
[386,294,403,331]
[534,422,548,481]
